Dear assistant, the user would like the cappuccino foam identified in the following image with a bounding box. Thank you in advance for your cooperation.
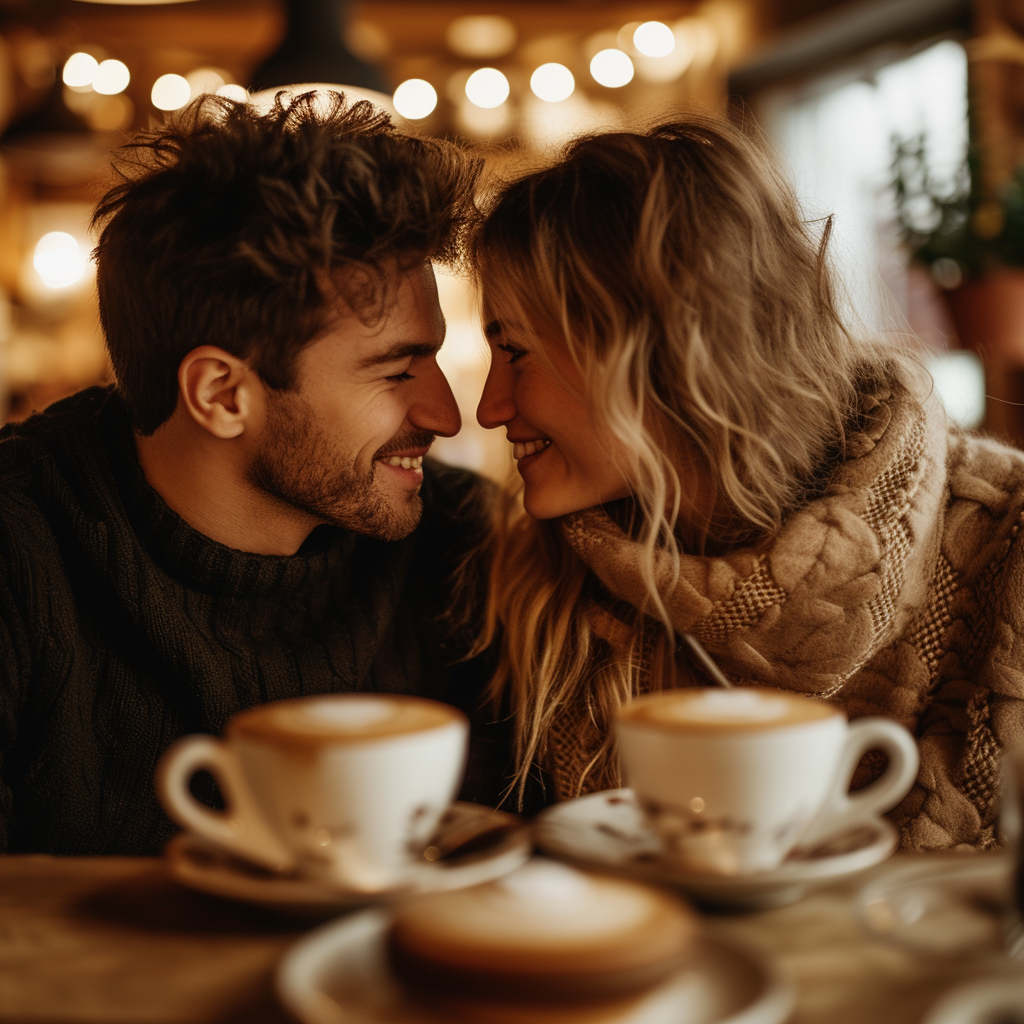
[619,687,838,733]
[229,694,463,747]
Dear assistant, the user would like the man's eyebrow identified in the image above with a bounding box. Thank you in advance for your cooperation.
[357,340,442,369]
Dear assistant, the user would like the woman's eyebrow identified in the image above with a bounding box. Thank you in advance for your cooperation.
[484,319,502,338]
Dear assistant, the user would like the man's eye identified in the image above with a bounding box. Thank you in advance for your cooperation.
[497,343,526,364]
[386,371,415,382]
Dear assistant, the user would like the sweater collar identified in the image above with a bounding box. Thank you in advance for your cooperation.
[561,380,950,697]
[100,389,359,598]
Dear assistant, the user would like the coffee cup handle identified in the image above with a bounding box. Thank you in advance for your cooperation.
[155,735,295,872]
[797,717,920,850]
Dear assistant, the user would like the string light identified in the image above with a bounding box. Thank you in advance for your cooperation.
[465,68,509,109]
[530,63,574,102]
[151,74,191,111]
[633,22,676,57]
[393,79,438,119]
[62,53,98,89]
[33,233,86,290]
[93,60,130,96]
[590,49,634,88]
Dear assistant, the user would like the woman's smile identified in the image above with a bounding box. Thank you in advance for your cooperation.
[511,437,552,462]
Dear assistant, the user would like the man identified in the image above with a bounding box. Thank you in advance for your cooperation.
[0,92,505,854]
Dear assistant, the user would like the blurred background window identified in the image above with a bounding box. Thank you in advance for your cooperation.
[755,37,984,429]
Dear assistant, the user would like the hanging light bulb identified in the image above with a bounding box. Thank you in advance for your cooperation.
[530,64,574,103]
[393,79,437,119]
[465,68,509,109]
[590,50,633,88]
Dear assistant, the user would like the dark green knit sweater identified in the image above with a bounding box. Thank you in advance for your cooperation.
[0,386,510,855]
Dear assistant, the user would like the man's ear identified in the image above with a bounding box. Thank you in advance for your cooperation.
[177,346,257,439]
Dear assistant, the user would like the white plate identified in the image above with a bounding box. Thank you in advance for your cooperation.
[165,802,530,918]
[858,853,1014,958]
[534,789,897,910]
[276,906,794,1024]
[924,976,1024,1024]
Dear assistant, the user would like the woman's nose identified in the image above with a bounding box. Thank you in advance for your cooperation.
[477,360,516,429]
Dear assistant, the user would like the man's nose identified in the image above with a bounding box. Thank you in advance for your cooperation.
[477,360,516,429]
[409,361,461,438]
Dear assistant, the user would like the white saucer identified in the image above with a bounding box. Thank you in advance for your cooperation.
[165,802,530,918]
[277,905,794,1024]
[858,853,1014,958]
[924,976,1024,1024]
[534,788,897,910]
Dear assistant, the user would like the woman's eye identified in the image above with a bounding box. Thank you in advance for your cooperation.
[386,371,415,382]
[497,343,526,364]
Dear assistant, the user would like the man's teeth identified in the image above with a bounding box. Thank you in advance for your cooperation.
[384,455,424,470]
[512,439,552,460]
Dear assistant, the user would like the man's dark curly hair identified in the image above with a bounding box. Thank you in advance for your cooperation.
[92,91,480,435]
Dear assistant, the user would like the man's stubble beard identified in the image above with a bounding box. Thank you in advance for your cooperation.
[248,389,424,542]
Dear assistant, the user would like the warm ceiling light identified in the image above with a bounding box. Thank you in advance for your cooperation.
[393,79,438,120]
[530,63,574,103]
[633,21,675,58]
[216,84,249,103]
[33,232,86,290]
[151,73,191,110]
[446,16,516,58]
[93,59,130,95]
[590,49,634,88]
[62,52,99,89]
[465,68,509,109]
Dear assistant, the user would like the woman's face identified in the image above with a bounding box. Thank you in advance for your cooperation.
[476,319,632,519]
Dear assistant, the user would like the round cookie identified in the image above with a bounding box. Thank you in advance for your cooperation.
[389,859,697,1002]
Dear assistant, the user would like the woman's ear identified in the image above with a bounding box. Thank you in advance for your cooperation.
[177,346,256,439]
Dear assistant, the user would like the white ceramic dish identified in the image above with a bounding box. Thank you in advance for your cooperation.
[858,853,1013,958]
[924,976,1024,1024]
[534,788,897,910]
[276,906,795,1024]
[165,802,530,918]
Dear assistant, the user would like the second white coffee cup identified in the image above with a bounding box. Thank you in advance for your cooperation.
[617,687,919,875]
[156,693,468,892]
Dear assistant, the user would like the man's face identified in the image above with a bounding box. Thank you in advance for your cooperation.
[248,263,460,541]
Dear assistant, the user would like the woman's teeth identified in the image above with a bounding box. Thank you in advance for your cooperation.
[383,455,424,470]
[513,439,551,461]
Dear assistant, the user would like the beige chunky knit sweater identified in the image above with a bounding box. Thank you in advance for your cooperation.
[558,385,1024,851]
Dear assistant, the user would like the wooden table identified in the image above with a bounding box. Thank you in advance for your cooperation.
[0,851,1018,1024]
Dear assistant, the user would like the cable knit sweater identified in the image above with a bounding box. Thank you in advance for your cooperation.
[557,384,1024,851]
[0,387,507,855]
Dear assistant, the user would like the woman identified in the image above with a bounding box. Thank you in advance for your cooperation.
[472,116,1024,851]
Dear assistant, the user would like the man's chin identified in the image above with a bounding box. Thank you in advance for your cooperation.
[331,494,422,542]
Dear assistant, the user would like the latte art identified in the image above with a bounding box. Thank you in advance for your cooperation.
[619,687,838,733]
[229,694,463,747]
[662,690,790,724]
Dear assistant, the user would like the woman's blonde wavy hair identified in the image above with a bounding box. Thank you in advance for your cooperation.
[471,115,917,804]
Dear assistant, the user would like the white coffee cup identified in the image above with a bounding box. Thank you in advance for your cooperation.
[156,694,468,892]
[617,687,919,875]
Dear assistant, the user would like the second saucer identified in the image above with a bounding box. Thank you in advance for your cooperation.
[535,788,897,910]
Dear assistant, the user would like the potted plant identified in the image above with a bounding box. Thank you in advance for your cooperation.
[892,135,1024,365]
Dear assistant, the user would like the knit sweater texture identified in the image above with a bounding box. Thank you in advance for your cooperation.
[0,387,505,855]
[556,383,1024,850]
